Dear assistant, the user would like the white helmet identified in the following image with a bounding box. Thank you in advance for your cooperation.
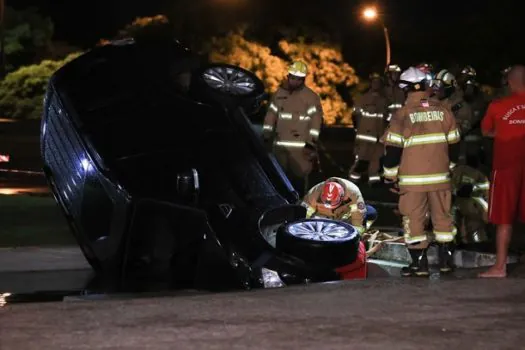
[398,67,429,91]
[434,69,457,87]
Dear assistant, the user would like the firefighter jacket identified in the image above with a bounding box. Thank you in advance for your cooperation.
[352,91,390,145]
[301,177,367,234]
[451,164,489,211]
[463,90,488,143]
[384,84,405,121]
[262,83,323,149]
[381,92,461,192]
[445,90,474,135]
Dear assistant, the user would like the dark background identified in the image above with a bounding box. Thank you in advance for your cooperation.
[10,0,525,85]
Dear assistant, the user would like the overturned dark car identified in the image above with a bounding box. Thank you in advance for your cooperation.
[40,38,361,291]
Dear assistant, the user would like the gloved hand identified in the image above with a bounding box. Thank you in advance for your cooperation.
[456,183,474,198]
[303,142,318,162]
[384,178,399,194]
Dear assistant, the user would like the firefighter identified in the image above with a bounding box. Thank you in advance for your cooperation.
[382,67,461,277]
[301,177,377,280]
[461,79,489,170]
[493,66,512,99]
[262,60,324,196]
[349,73,389,185]
[456,65,477,88]
[451,165,490,246]
[384,64,405,122]
[301,177,378,235]
[433,69,475,166]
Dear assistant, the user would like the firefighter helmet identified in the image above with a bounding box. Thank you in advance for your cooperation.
[460,65,477,78]
[398,67,429,91]
[320,181,345,209]
[434,69,457,87]
[416,62,434,74]
[369,72,383,81]
[501,66,512,76]
[386,64,402,73]
[288,61,308,78]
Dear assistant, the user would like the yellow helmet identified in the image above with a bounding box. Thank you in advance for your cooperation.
[288,60,308,78]
[369,72,383,81]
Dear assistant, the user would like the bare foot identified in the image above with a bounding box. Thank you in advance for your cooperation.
[478,266,507,278]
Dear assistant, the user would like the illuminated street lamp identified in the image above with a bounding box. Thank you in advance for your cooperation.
[363,7,378,20]
[362,6,391,67]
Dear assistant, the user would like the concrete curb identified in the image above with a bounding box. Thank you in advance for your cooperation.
[370,242,520,267]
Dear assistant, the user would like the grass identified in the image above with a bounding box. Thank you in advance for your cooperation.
[0,194,75,247]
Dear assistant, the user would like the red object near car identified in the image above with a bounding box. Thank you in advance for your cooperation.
[0,154,9,162]
[335,241,367,280]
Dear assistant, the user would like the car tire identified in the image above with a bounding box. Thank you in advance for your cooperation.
[191,63,266,114]
[276,219,360,269]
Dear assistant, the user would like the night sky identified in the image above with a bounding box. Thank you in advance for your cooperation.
[11,0,525,85]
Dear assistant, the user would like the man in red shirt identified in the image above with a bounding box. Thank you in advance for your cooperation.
[479,65,525,278]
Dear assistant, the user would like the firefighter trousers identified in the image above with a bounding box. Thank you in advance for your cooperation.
[349,142,383,183]
[398,190,456,250]
[273,146,313,196]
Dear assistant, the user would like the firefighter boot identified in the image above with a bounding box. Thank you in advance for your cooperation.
[438,243,455,274]
[401,249,429,277]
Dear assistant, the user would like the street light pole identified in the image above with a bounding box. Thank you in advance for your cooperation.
[383,25,391,67]
[362,6,392,68]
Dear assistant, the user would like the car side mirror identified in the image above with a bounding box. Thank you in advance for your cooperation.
[176,168,200,204]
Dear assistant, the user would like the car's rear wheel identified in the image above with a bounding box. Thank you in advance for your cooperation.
[276,219,360,269]
[192,63,266,115]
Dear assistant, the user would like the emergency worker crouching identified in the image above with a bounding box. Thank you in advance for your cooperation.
[384,64,406,121]
[433,69,475,166]
[301,177,378,279]
[382,67,461,277]
[262,61,324,196]
[451,165,490,246]
[349,73,389,185]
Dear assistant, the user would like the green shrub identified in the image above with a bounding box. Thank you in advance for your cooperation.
[0,52,82,119]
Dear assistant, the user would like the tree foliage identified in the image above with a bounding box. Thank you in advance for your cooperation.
[116,15,172,42]
[3,6,54,70]
[208,31,288,93]
[209,31,359,125]
[0,53,81,119]
[100,16,360,124]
